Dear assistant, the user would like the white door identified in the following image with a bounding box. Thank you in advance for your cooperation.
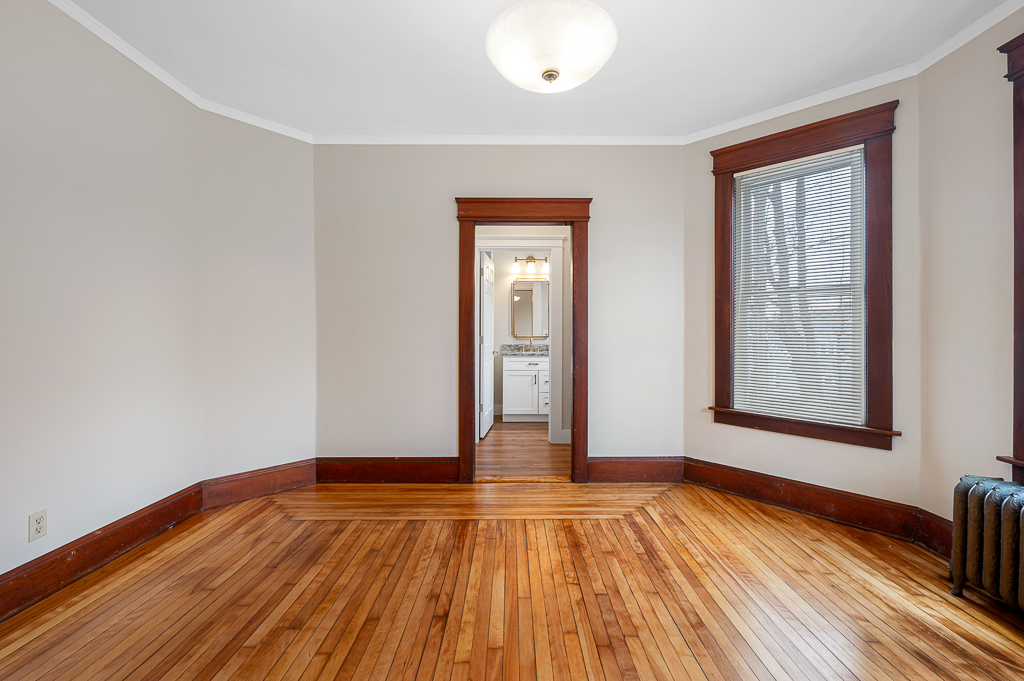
[503,370,539,414]
[479,252,495,438]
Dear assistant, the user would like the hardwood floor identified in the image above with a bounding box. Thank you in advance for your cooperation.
[476,418,570,479]
[3,483,1024,680]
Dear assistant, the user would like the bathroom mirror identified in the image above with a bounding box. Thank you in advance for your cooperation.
[511,279,549,339]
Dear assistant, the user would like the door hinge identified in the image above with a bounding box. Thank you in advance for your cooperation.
[480,335,484,344]
[479,403,484,412]
[480,267,484,276]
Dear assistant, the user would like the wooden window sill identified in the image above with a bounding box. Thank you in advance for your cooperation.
[709,407,901,451]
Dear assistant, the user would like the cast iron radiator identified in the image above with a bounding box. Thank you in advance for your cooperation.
[951,475,1024,606]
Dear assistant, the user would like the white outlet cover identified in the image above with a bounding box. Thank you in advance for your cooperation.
[29,509,47,542]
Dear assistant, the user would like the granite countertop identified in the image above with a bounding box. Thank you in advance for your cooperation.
[501,343,549,357]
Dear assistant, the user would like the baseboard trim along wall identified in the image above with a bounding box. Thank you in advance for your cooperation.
[0,454,955,624]
[0,483,203,624]
[317,457,461,483]
[588,457,685,482]
[202,459,316,509]
[682,457,953,560]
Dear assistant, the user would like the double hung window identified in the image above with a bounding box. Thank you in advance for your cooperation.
[711,102,901,449]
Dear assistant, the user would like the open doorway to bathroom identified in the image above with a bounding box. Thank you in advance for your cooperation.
[456,198,590,483]
[475,241,569,480]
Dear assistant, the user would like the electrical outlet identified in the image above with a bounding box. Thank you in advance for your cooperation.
[29,510,46,542]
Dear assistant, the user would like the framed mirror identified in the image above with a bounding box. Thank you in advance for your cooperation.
[511,279,549,339]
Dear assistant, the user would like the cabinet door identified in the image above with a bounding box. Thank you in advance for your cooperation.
[503,370,539,414]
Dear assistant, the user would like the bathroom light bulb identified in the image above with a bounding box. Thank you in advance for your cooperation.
[526,260,536,273]
[511,261,521,274]
[542,260,550,274]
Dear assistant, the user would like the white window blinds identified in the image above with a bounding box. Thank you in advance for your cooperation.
[732,147,866,426]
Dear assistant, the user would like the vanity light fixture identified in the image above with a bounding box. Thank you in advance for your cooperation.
[485,0,618,94]
[513,256,548,276]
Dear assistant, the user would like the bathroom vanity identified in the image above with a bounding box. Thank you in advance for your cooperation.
[502,345,549,422]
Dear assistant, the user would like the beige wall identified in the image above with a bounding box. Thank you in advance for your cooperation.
[314,145,686,459]
[199,114,317,480]
[0,0,316,574]
[916,10,1024,517]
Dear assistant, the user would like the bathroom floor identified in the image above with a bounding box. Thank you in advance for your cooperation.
[476,418,570,480]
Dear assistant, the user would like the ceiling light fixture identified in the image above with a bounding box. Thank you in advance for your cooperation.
[485,0,618,94]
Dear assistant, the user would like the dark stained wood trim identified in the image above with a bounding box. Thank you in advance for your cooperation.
[0,483,203,623]
[997,455,1024,468]
[316,457,460,484]
[572,220,589,483]
[917,509,954,561]
[202,459,316,509]
[713,173,734,410]
[710,407,897,450]
[454,198,591,483]
[864,134,895,432]
[999,32,1024,82]
[458,219,476,483]
[588,457,684,482]
[683,457,951,558]
[1000,37,1024,483]
[711,101,899,175]
[456,197,592,222]
[711,102,899,449]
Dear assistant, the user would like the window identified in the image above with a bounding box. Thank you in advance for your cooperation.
[710,102,901,450]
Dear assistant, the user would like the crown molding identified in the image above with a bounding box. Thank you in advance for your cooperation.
[47,0,314,144]
[49,0,1024,147]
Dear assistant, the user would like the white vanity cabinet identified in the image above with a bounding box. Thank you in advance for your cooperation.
[502,356,550,421]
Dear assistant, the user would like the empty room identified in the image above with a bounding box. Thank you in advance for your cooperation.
[6,0,1024,678]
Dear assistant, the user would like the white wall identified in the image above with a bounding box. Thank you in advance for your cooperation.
[0,0,316,575]
[314,145,686,459]
[682,80,925,506]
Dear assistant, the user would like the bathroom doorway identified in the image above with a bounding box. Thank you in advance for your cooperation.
[476,240,569,480]
[456,198,590,483]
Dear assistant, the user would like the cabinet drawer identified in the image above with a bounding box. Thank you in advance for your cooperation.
[539,370,550,391]
[539,393,551,414]
[503,357,549,371]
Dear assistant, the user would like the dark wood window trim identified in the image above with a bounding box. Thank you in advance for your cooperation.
[455,198,591,483]
[999,34,1024,482]
[710,101,902,450]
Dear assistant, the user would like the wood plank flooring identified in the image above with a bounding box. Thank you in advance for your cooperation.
[3,482,1024,680]
[476,418,570,479]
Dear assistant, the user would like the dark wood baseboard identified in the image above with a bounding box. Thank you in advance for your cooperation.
[0,483,202,623]
[202,459,316,509]
[916,508,954,560]
[316,457,460,484]
[588,457,684,483]
[682,457,952,559]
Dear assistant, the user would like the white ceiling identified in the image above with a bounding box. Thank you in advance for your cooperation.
[55,0,1017,143]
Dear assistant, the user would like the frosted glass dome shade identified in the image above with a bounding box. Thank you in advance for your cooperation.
[485,0,618,94]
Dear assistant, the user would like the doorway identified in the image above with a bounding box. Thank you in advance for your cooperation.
[456,198,591,483]
[476,240,568,480]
